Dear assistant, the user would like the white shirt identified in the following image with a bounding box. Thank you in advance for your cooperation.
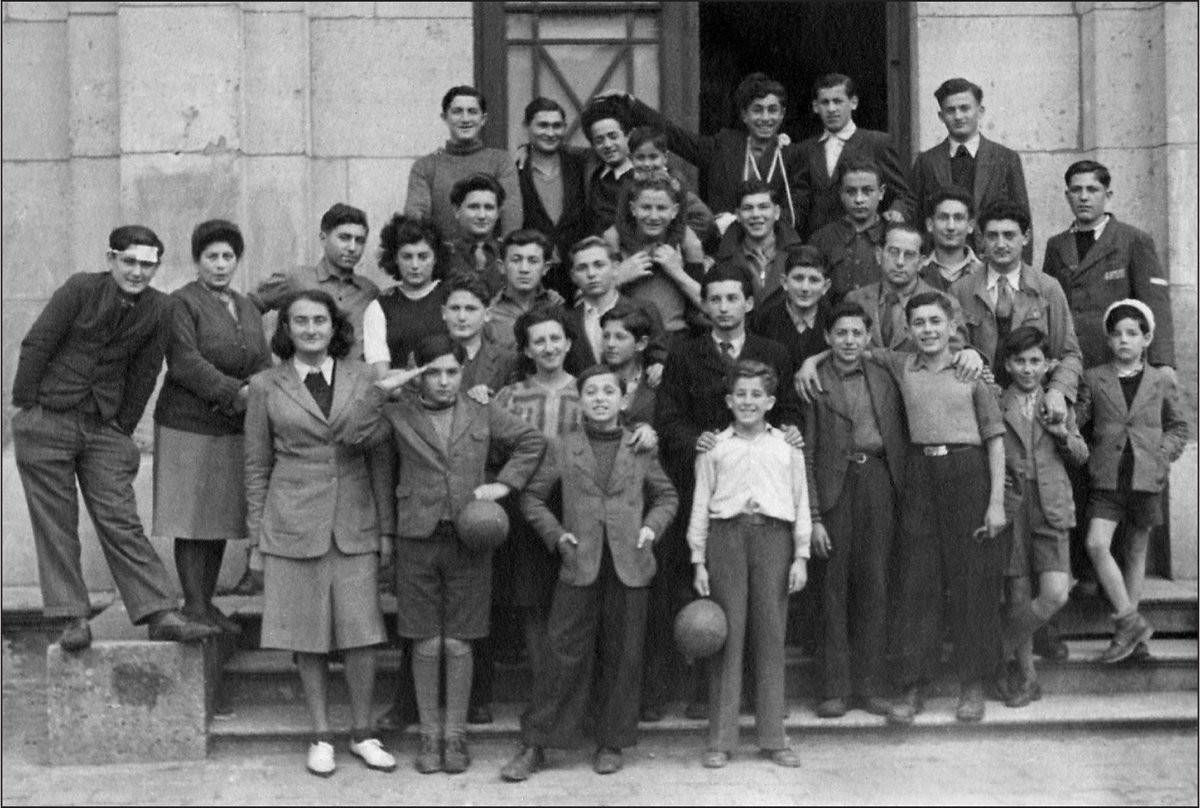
[582,294,619,360]
[986,266,1021,306]
[687,426,812,562]
[293,355,334,384]
[1071,213,1110,238]
[947,132,981,158]
[820,120,857,177]
[711,331,746,360]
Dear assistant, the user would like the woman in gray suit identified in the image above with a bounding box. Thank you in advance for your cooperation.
[244,289,406,778]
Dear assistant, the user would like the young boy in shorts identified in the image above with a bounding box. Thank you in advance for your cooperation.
[1076,300,1189,663]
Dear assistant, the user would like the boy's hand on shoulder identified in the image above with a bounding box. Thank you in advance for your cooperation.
[466,384,492,405]
[645,363,664,389]
[651,244,684,275]
[627,423,659,453]
[1039,412,1070,441]
[695,431,719,453]
[794,355,826,402]
[782,425,804,450]
[692,564,710,597]
[1041,389,1067,425]
[951,348,984,381]
[811,524,831,559]
[775,133,792,147]
[788,558,808,594]
[617,252,654,285]
[637,526,655,549]
[881,210,905,224]
[713,212,738,235]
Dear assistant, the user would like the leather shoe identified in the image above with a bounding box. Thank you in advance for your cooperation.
[887,686,922,726]
[307,741,336,777]
[58,618,92,652]
[816,698,848,718]
[206,606,242,636]
[639,705,664,723]
[955,681,986,723]
[501,745,545,782]
[1129,641,1152,662]
[1032,626,1069,661]
[702,750,730,769]
[467,704,493,725]
[349,737,396,772]
[224,567,263,597]
[414,734,442,774]
[442,735,470,774]
[763,747,801,768]
[593,747,623,775]
[147,610,219,643]
[855,696,892,717]
[1005,677,1043,709]
[1095,613,1153,664]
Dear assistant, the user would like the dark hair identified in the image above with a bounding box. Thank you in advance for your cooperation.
[726,359,778,396]
[734,178,778,207]
[835,158,884,188]
[271,289,353,360]
[415,333,467,367]
[628,126,671,155]
[615,169,685,251]
[1003,325,1049,361]
[978,200,1031,234]
[1104,304,1151,335]
[109,225,164,259]
[320,203,368,234]
[884,221,925,245]
[735,72,788,112]
[450,173,505,209]
[580,99,631,139]
[444,272,494,306]
[784,245,830,278]
[523,96,565,126]
[905,290,956,322]
[934,77,983,106]
[701,263,754,302]
[568,235,618,264]
[576,364,626,395]
[827,299,874,331]
[190,219,244,262]
[600,302,655,341]
[1065,159,1112,189]
[441,85,487,114]
[928,186,975,219]
[813,73,857,100]
[501,228,551,261]
[377,214,446,281]
[513,305,574,355]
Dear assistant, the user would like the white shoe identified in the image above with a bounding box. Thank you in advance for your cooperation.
[307,741,336,777]
[350,737,397,772]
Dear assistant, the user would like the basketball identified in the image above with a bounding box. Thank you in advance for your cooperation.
[674,599,727,660]
[455,499,509,552]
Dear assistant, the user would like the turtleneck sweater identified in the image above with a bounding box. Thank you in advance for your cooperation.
[404,138,524,241]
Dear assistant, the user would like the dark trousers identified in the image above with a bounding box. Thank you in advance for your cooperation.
[12,406,176,622]
[892,447,1004,687]
[521,543,648,751]
[821,456,894,699]
[640,517,691,710]
[707,516,791,753]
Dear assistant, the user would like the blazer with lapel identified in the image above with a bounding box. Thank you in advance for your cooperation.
[1041,216,1176,369]
[518,146,591,274]
[1000,387,1088,530]
[461,338,519,394]
[1074,363,1189,493]
[911,135,1032,262]
[802,356,907,518]
[846,278,953,353]
[948,263,1083,402]
[794,127,915,239]
[747,297,832,371]
[520,429,677,588]
[244,360,393,559]
[563,294,667,375]
[712,218,804,308]
[381,392,546,540]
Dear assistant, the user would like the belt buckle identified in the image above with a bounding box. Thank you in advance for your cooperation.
[847,452,869,464]
[923,445,948,457]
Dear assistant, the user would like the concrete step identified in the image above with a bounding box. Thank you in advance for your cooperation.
[206,690,1199,756]
[218,638,1198,709]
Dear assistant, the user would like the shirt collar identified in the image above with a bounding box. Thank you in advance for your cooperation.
[820,120,857,143]
[921,246,981,274]
[1070,214,1110,238]
[785,299,818,331]
[600,162,633,181]
[908,351,955,372]
[986,265,1022,292]
[315,256,358,285]
[841,215,884,242]
[834,359,865,379]
[947,132,981,158]
[712,331,747,357]
[293,355,334,384]
[720,423,780,442]
[583,293,619,317]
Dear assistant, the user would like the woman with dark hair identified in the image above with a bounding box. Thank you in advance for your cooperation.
[363,213,451,372]
[245,289,410,777]
[153,220,271,633]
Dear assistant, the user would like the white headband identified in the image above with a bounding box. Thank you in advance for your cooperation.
[1103,298,1155,334]
[110,244,160,263]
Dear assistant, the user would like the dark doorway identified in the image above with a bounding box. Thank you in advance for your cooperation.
[699,2,893,143]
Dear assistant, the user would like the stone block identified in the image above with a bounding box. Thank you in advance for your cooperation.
[69,12,120,157]
[1087,7,1166,150]
[1164,3,1198,145]
[311,17,473,157]
[244,11,309,156]
[241,156,311,291]
[46,638,207,764]
[308,157,350,238]
[242,1,303,10]
[1169,291,1198,424]
[375,2,472,18]
[308,2,374,18]
[1,303,43,447]
[1083,147,1168,254]
[7,2,68,20]
[1,161,73,299]
[68,1,116,13]
[347,157,412,281]
[1012,150,1077,268]
[912,15,1078,153]
[118,5,242,154]
[70,157,122,284]
[1169,443,1198,581]
[915,2,1073,16]
[2,20,71,160]
[1165,145,1198,286]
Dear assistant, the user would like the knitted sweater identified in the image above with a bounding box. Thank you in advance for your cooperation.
[404,139,524,240]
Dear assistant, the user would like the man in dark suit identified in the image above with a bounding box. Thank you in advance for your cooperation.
[911,78,1032,263]
[794,74,914,240]
[517,98,591,301]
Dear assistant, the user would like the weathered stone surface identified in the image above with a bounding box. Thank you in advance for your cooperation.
[916,2,1074,16]
[1165,145,1198,286]
[347,157,413,281]
[69,157,122,285]
[46,638,207,764]
[1,161,73,299]
[308,2,374,18]
[1084,146,1168,257]
[2,20,71,160]
[1169,443,1198,581]
[118,5,242,154]
[242,1,303,11]
[68,1,116,13]
[2,304,43,447]
[308,157,351,236]
[244,11,308,156]
[311,17,473,157]
[376,2,472,18]
[69,12,120,157]
[241,156,311,289]
[1085,6,1166,150]
[1164,2,1199,145]
[1012,150,1076,268]
[1168,290,1198,429]
[912,15,1078,153]
[7,2,68,20]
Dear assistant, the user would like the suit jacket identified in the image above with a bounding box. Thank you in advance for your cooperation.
[244,360,393,559]
[462,338,519,394]
[1074,363,1189,492]
[1041,217,1176,369]
[381,392,546,540]
[1000,387,1088,530]
[802,357,906,517]
[747,298,832,376]
[563,294,667,375]
[712,218,804,308]
[912,135,1032,262]
[794,127,915,239]
[847,279,952,353]
[949,263,1083,402]
[520,430,677,588]
[519,146,591,277]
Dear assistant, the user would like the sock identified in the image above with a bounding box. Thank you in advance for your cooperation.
[443,638,474,739]
[413,639,442,738]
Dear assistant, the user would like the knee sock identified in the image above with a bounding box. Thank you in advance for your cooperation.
[413,638,442,738]
[173,539,207,617]
[443,638,474,740]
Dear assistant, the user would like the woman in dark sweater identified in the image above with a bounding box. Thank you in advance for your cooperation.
[153,220,271,631]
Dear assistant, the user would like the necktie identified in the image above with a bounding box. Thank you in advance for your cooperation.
[216,290,238,321]
[720,341,735,364]
[824,136,844,178]
[304,370,333,418]
[951,144,975,191]
[995,276,1014,320]
[879,293,900,347]
[1074,228,1097,262]
[473,242,489,273]
[584,306,603,362]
